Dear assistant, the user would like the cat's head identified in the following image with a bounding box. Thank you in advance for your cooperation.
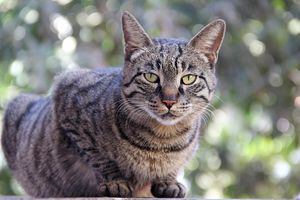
[121,11,225,126]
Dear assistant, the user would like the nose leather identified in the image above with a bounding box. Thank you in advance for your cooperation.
[162,99,177,109]
[161,85,178,109]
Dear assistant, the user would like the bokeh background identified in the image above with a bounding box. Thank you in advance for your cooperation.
[0,0,300,198]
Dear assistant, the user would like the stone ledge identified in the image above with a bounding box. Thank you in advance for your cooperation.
[0,197,199,200]
[0,197,297,200]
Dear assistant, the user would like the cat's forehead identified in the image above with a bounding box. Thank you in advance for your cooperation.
[149,38,209,75]
[153,38,186,53]
[130,38,211,79]
[152,38,209,63]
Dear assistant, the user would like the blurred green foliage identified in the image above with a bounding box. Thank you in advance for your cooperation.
[0,0,300,198]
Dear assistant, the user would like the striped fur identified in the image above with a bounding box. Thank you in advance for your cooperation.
[1,11,225,197]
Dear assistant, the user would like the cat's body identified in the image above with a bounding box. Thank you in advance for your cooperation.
[2,12,225,197]
[3,67,197,197]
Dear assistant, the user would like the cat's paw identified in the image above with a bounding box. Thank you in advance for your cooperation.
[98,180,133,197]
[151,182,186,198]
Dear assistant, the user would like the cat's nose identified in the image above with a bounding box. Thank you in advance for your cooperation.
[162,100,177,109]
[161,84,178,109]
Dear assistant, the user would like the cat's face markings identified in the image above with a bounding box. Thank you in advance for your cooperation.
[121,11,225,125]
[122,45,214,126]
[132,45,212,126]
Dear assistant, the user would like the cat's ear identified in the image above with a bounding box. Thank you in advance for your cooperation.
[188,19,226,64]
[122,11,153,59]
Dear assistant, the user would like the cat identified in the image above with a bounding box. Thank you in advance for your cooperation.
[1,11,225,198]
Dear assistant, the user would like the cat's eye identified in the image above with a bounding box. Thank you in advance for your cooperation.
[182,74,197,85]
[144,73,159,83]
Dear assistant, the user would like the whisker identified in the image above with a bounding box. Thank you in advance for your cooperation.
[214,94,224,103]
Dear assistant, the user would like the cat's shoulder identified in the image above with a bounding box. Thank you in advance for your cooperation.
[93,67,122,75]
[53,67,120,85]
[50,67,122,98]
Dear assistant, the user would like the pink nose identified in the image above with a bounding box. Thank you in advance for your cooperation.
[162,100,176,109]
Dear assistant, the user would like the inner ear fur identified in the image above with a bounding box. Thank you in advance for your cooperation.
[122,11,153,59]
[188,19,226,64]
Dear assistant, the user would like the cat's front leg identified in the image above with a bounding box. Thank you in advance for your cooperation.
[98,180,133,197]
[151,179,186,198]
[94,159,133,197]
[74,149,134,197]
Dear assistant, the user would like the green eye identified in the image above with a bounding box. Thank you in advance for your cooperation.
[144,73,159,83]
[182,74,197,85]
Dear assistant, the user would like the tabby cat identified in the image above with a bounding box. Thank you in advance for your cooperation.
[1,11,225,197]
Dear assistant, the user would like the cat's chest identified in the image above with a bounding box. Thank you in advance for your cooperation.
[111,120,200,183]
[118,138,197,183]
[144,151,187,175]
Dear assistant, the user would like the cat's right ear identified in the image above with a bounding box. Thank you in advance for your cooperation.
[122,11,153,60]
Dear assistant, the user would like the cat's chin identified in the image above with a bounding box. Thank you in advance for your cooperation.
[157,118,182,126]
[152,115,183,126]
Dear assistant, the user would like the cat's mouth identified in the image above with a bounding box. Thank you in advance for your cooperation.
[160,112,177,119]
[156,111,185,126]
[145,108,183,125]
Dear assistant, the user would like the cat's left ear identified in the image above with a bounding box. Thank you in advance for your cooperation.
[188,19,226,64]
[122,11,153,60]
